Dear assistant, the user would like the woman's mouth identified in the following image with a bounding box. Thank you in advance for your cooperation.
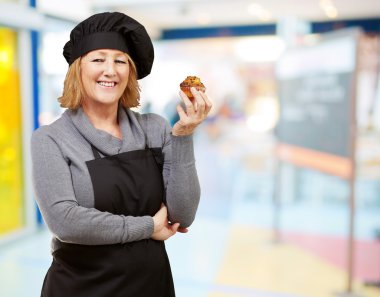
[97,81,117,88]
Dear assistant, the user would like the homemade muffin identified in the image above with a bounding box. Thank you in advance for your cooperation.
[180,76,206,100]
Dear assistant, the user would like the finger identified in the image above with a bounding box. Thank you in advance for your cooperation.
[178,227,189,233]
[158,205,168,219]
[176,104,189,122]
[200,92,213,115]
[179,89,194,104]
[169,223,180,234]
[191,88,206,117]
[179,90,195,117]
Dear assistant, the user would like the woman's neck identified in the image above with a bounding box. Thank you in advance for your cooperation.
[82,102,122,139]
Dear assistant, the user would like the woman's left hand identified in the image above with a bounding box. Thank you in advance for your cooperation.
[172,87,212,136]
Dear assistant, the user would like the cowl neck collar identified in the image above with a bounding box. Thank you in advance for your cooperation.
[64,106,146,156]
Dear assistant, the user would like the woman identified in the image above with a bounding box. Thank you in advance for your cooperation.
[31,12,211,297]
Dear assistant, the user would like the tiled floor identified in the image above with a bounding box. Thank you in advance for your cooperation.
[0,229,51,297]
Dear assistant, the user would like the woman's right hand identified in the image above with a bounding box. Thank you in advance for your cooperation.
[151,204,187,241]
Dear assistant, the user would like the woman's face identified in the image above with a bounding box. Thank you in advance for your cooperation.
[80,49,130,107]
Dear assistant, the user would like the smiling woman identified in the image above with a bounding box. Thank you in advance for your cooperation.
[31,11,211,297]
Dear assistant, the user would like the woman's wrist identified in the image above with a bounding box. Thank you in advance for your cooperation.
[171,126,196,136]
[171,131,193,137]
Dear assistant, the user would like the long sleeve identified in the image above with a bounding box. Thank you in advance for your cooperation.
[31,127,154,245]
[161,120,201,228]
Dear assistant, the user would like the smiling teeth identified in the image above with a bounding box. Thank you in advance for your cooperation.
[98,82,115,87]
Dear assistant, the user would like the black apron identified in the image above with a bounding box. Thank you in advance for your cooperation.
[41,143,175,297]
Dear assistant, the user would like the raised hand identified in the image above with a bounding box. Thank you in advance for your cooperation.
[172,87,212,136]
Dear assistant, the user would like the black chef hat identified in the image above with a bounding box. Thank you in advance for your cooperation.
[63,12,154,79]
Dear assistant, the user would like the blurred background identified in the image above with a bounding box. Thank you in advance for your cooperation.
[1,0,380,296]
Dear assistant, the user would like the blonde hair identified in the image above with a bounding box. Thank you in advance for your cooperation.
[58,54,140,109]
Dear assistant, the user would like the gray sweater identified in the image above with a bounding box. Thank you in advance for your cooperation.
[31,107,200,253]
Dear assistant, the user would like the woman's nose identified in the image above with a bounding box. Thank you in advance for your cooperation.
[104,61,116,76]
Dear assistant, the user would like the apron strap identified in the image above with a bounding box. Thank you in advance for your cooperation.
[144,132,149,149]
[90,145,102,159]
[143,116,150,150]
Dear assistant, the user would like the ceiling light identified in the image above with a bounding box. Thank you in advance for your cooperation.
[319,0,339,19]
[248,3,264,16]
[196,13,211,25]
[258,10,272,21]
[234,37,286,62]
[247,2,272,21]
[325,5,338,18]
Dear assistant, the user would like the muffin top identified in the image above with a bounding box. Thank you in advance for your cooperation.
[180,76,205,89]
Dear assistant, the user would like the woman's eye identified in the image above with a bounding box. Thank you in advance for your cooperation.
[115,60,127,64]
[91,59,104,62]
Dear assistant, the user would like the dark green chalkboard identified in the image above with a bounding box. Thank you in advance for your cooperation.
[276,30,359,157]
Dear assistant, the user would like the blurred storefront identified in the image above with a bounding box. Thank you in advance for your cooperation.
[141,24,380,294]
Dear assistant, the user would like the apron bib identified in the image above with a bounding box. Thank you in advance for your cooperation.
[41,144,175,297]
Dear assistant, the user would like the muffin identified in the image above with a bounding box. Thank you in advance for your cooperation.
[180,76,206,100]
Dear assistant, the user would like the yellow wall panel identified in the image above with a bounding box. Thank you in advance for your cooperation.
[0,28,23,234]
